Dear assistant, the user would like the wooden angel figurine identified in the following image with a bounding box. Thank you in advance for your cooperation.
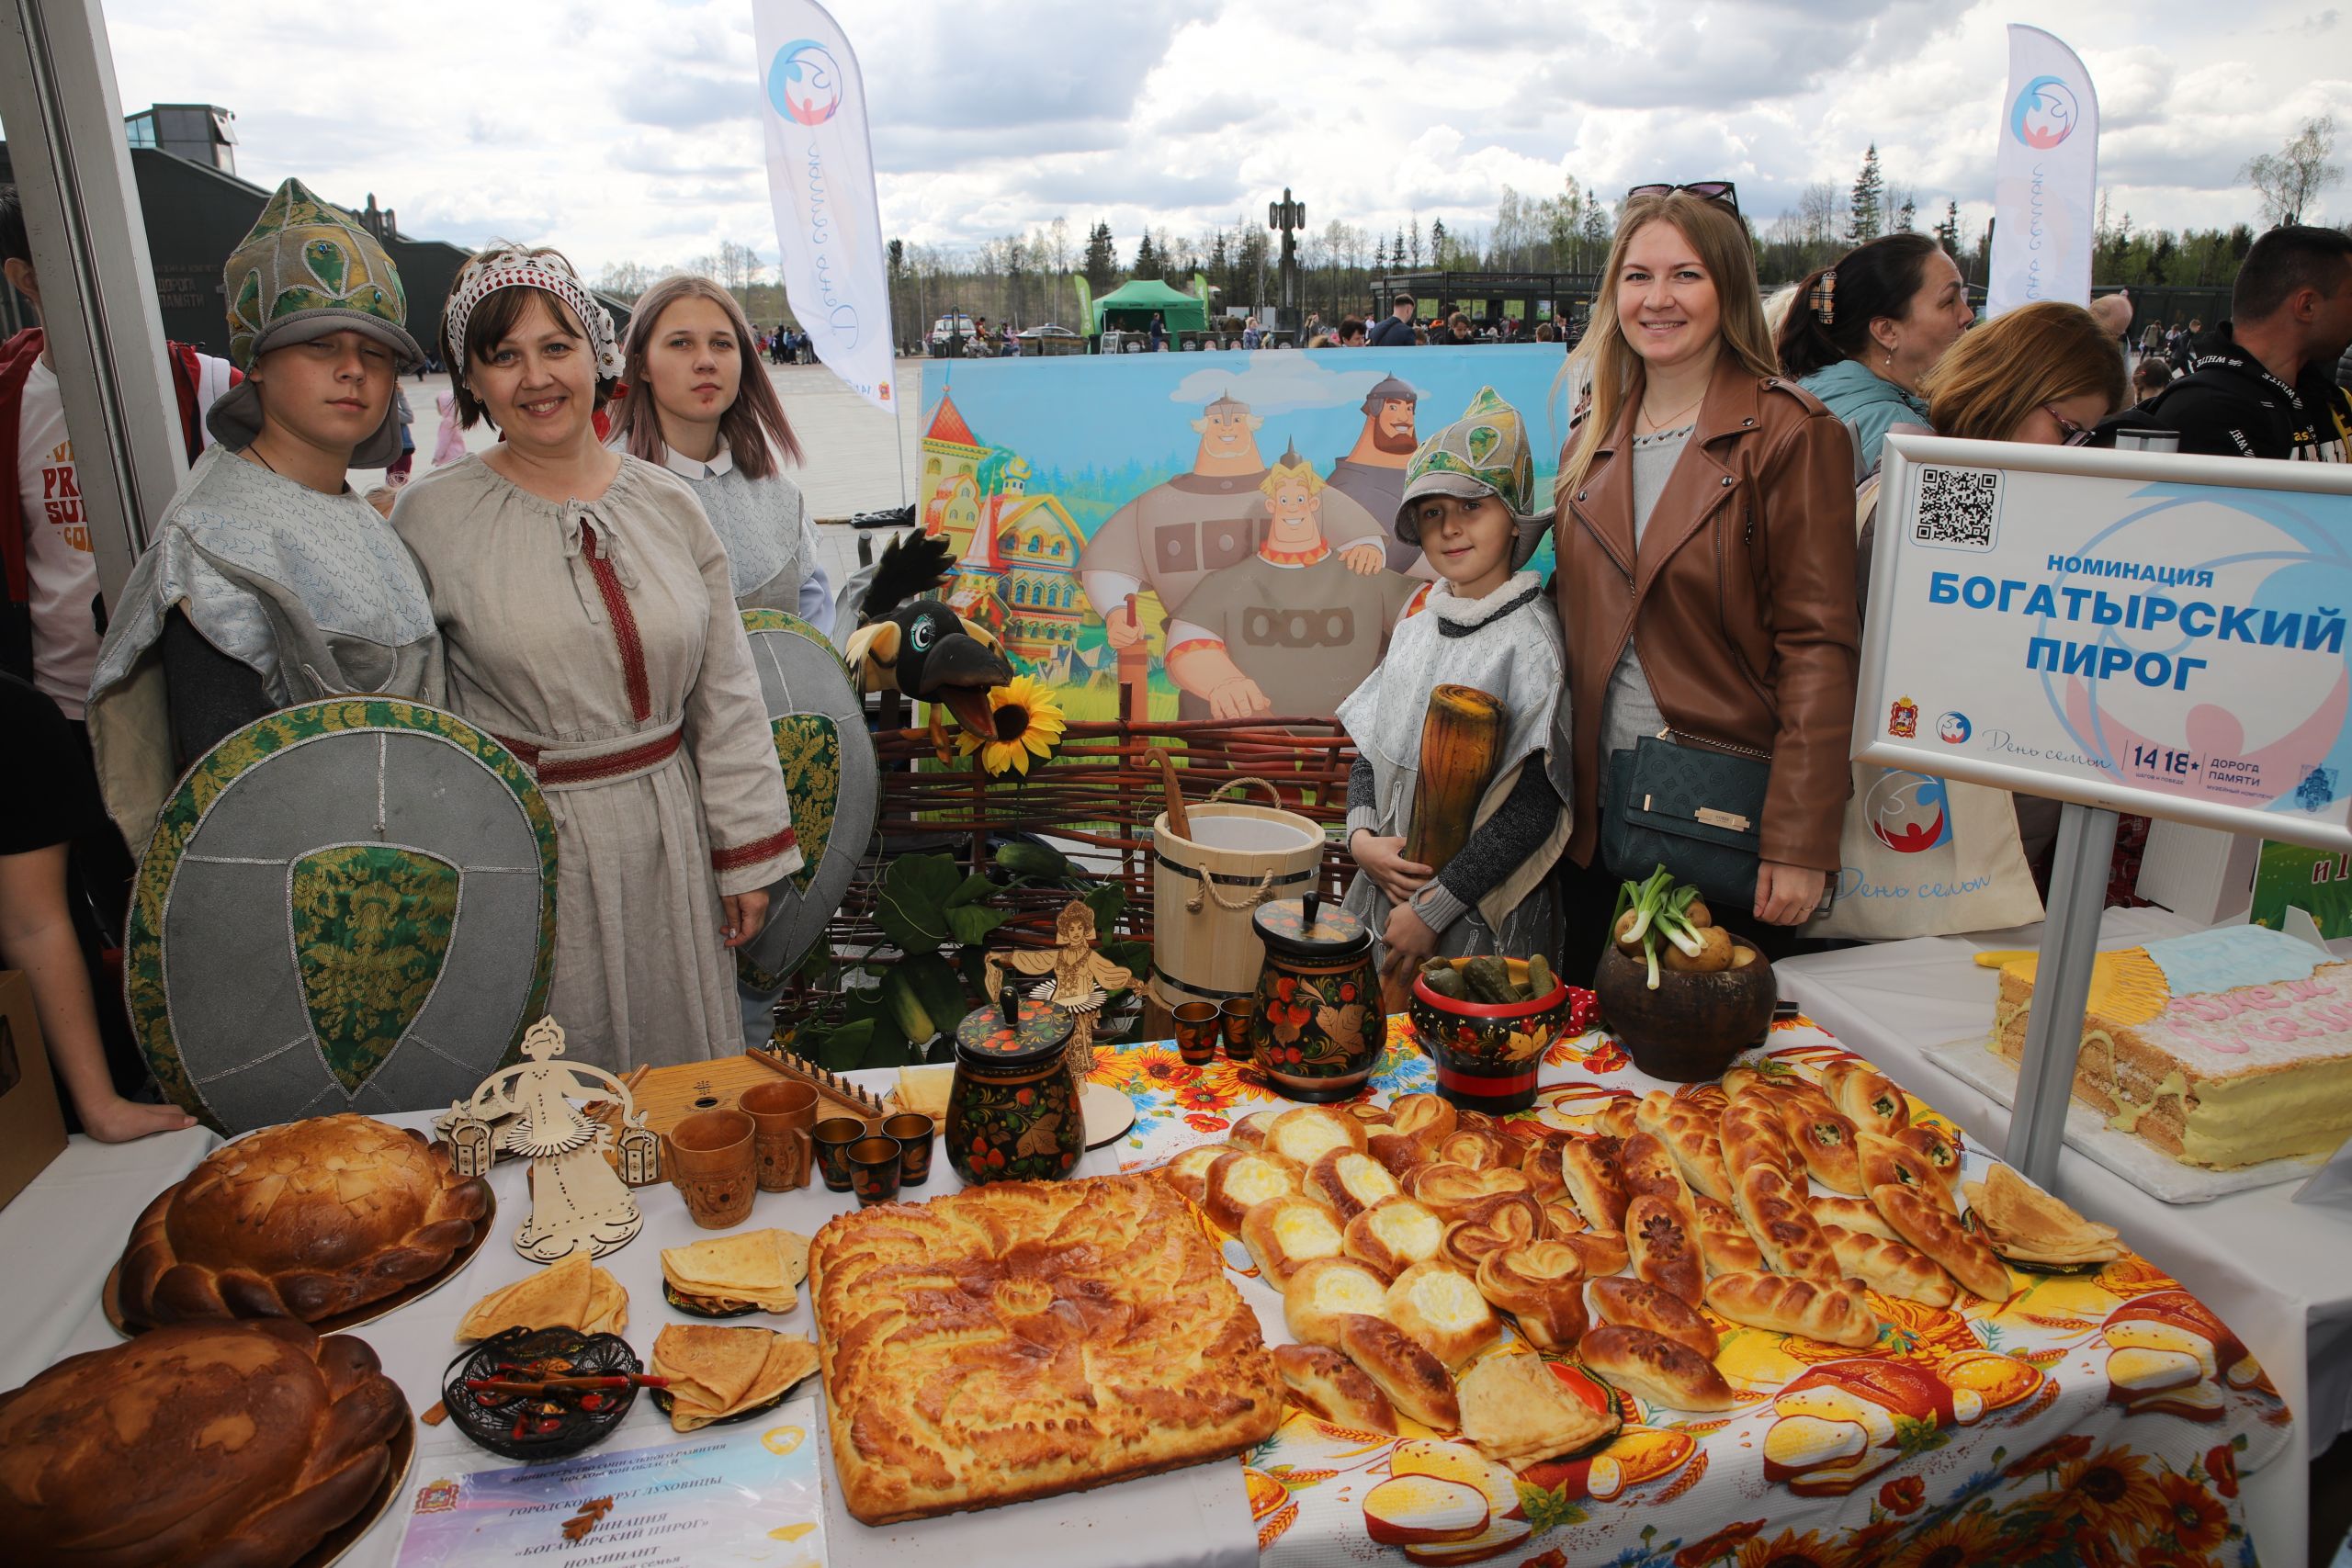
[461,1017,658,1262]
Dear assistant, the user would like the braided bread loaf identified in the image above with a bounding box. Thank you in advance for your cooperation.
[116,1114,491,1330]
[0,1318,408,1568]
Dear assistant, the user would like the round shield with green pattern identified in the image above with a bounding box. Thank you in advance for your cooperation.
[126,699,557,1134]
[736,610,876,992]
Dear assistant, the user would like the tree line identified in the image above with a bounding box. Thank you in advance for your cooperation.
[588,118,2342,344]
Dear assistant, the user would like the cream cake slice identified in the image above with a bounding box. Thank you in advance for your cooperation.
[1992,925,2352,1169]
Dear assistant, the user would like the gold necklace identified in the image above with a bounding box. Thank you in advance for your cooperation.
[1638,392,1704,433]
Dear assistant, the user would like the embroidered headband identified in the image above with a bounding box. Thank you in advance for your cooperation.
[1807,267,1838,326]
[444,246,626,381]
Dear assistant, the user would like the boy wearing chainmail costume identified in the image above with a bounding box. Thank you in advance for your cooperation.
[1336,387,1570,979]
[87,180,441,842]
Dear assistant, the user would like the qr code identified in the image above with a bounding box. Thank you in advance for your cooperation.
[1913,465,2002,551]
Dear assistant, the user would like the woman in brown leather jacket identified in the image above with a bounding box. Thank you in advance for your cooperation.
[1551,187,1860,960]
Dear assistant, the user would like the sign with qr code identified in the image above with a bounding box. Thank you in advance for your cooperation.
[1856,433,2352,852]
[1911,466,2003,551]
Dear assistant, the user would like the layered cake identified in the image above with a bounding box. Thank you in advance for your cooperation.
[1992,925,2352,1168]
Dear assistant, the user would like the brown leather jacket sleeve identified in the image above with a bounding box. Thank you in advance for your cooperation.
[1753,405,1860,872]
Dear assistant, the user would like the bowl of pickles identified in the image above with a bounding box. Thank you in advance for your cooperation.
[1408,955,1573,1113]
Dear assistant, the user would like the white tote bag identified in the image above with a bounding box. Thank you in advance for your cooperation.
[1815,477,2045,941]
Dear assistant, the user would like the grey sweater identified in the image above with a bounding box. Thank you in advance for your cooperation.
[1348,752,1562,932]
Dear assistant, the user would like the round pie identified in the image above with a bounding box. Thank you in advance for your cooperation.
[116,1113,491,1330]
[0,1318,408,1567]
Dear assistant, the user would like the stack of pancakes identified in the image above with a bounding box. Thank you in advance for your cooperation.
[1963,1166,2122,1269]
[660,1230,808,1314]
[650,1325,818,1431]
[456,1252,628,1341]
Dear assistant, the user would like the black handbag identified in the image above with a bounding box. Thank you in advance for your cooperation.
[1600,731,1775,911]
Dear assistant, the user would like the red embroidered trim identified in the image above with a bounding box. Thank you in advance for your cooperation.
[579,520,652,722]
[1258,539,1331,567]
[1164,637,1224,660]
[492,730,682,785]
[713,825,798,872]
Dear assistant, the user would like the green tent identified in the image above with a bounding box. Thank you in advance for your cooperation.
[1091,277,1209,334]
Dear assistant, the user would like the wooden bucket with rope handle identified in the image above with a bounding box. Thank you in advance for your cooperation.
[1149,776,1327,1014]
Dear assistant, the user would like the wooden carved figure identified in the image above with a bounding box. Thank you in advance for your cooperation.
[463,1016,653,1262]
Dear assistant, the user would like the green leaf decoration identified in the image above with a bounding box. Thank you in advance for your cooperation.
[817,1019,873,1072]
[1512,1479,1588,1536]
[944,902,1014,945]
[945,872,998,908]
[1082,881,1127,933]
[874,853,961,954]
[1893,1414,1951,1459]
[860,1014,911,1069]
[898,953,967,1043]
[1465,423,1500,464]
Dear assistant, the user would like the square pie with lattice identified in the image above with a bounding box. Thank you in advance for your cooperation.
[809,1174,1283,1524]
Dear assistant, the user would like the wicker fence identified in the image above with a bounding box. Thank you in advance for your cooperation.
[779,716,1361,1053]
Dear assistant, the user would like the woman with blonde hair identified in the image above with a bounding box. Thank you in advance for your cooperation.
[1551,184,1858,959]
[611,275,831,627]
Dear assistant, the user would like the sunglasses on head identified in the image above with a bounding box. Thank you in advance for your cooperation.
[1624,181,1740,214]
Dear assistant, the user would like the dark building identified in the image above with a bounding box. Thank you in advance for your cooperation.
[0,102,629,356]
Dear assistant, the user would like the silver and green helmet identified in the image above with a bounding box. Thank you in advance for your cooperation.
[207,178,423,465]
[1395,384,1537,544]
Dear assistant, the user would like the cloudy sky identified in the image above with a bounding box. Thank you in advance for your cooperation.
[88,0,2350,275]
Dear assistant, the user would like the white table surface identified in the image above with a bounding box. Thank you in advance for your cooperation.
[1779,908,2352,1568]
[0,1122,218,1393]
[17,1088,1259,1568]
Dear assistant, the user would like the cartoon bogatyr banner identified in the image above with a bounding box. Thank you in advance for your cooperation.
[911,346,1564,723]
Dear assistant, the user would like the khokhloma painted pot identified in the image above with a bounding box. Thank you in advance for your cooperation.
[945,992,1082,1184]
[1408,958,1572,1113]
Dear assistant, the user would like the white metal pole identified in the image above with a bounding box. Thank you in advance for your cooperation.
[2003,800,2120,1186]
[0,0,187,605]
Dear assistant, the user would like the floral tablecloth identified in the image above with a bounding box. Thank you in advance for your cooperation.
[1085,1013,2294,1568]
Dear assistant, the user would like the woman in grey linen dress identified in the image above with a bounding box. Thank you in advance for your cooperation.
[393,246,799,1071]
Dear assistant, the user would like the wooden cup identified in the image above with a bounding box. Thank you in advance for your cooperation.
[1171,1000,1220,1066]
[667,1109,757,1229]
[848,1135,904,1207]
[812,1117,865,1192]
[740,1080,818,1192]
[1219,997,1256,1063]
[883,1111,935,1188]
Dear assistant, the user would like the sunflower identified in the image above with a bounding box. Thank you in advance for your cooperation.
[1173,1080,1238,1112]
[2055,1446,2168,1545]
[955,674,1066,776]
[1089,1043,1183,1090]
[1886,1510,2006,1568]
[2154,1471,2229,1555]
[1735,1527,1850,1568]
